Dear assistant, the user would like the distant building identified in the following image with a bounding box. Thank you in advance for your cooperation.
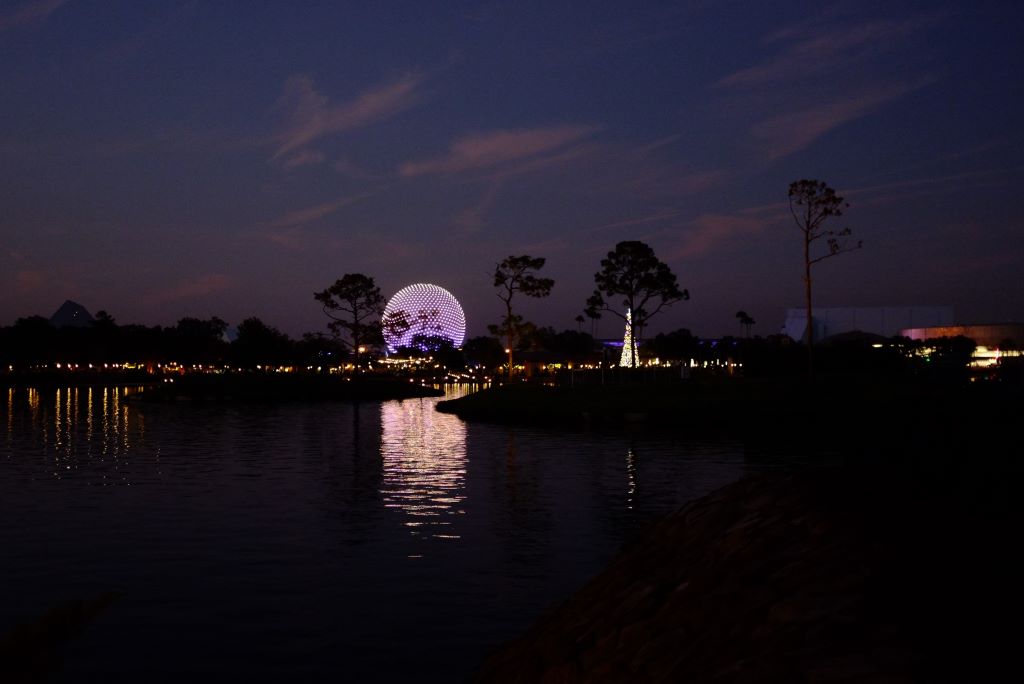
[49,300,94,328]
[782,306,953,342]
[901,323,1024,348]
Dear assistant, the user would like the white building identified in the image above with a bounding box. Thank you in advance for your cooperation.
[782,306,953,342]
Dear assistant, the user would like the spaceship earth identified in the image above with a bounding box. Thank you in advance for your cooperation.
[382,283,467,352]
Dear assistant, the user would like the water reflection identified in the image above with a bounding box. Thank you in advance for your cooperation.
[626,447,638,510]
[380,386,469,542]
[2,386,146,482]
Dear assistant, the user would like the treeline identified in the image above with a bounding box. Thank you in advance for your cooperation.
[0,314,343,368]
[0,311,983,381]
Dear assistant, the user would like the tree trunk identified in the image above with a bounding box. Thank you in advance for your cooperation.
[506,301,514,380]
[804,235,814,383]
[352,323,360,368]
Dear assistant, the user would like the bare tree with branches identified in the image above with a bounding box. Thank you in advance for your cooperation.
[788,179,862,380]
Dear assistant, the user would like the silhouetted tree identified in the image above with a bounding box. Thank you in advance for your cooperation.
[93,310,116,328]
[314,273,385,365]
[172,317,228,365]
[575,314,585,332]
[535,328,597,360]
[736,310,756,337]
[491,255,554,377]
[789,179,862,381]
[646,328,698,362]
[295,332,346,368]
[231,317,293,367]
[463,336,505,370]
[6,317,56,366]
[585,240,688,368]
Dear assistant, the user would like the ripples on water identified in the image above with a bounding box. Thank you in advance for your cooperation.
[1,384,752,682]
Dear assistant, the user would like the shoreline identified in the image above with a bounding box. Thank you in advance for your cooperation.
[475,468,1024,682]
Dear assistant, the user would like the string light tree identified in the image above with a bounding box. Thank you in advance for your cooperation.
[619,309,635,368]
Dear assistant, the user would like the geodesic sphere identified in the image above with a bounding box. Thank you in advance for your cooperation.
[382,283,466,352]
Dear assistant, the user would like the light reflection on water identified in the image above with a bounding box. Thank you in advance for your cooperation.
[4,386,146,483]
[0,383,751,682]
[381,386,469,542]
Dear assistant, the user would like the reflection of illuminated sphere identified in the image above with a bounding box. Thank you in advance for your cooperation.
[383,283,466,353]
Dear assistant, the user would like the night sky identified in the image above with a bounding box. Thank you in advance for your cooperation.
[1,0,1022,339]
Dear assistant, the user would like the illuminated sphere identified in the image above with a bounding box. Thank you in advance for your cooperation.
[383,283,466,353]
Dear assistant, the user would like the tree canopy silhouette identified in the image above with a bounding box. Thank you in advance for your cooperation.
[490,255,554,376]
[585,240,688,368]
[314,273,385,365]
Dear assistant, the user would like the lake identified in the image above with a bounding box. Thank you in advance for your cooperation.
[1,384,754,682]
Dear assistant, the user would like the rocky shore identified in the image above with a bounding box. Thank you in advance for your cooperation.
[475,470,1023,683]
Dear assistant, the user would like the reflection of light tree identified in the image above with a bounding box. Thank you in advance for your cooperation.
[626,448,638,511]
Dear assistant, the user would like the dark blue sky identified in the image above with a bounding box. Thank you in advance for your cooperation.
[1,0,1022,338]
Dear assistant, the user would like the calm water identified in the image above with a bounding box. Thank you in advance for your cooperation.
[1,385,752,682]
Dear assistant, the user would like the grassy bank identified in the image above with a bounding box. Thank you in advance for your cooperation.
[439,376,1022,466]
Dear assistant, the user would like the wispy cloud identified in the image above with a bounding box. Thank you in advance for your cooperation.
[14,269,47,291]
[151,274,233,303]
[281,149,325,169]
[399,125,600,176]
[587,210,683,233]
[273,72,425,164]
[845,165,1024,207]
[333,157,379,179]
[715,11,943,163]
[662,211,775,259]
[453,180,503,234]
[265,195,367,230]
[749,78,934,161]
[0,0,70,31]
[718,16,937,89]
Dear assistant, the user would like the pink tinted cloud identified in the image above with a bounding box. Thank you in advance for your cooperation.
[265,195,367,230]
[719,15,939,89]
[274,72,424,159]
[750,79,933,161]
[0,0,70,31]
[281,149,326,169]
[152,274,233,303]
[333,157,379,179]
[453,180,503,233]
[14,269,47,291]
[399,125,601,176]
[662,211,777,260]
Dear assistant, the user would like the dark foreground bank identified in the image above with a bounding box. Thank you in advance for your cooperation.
[475,469,1024,683]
